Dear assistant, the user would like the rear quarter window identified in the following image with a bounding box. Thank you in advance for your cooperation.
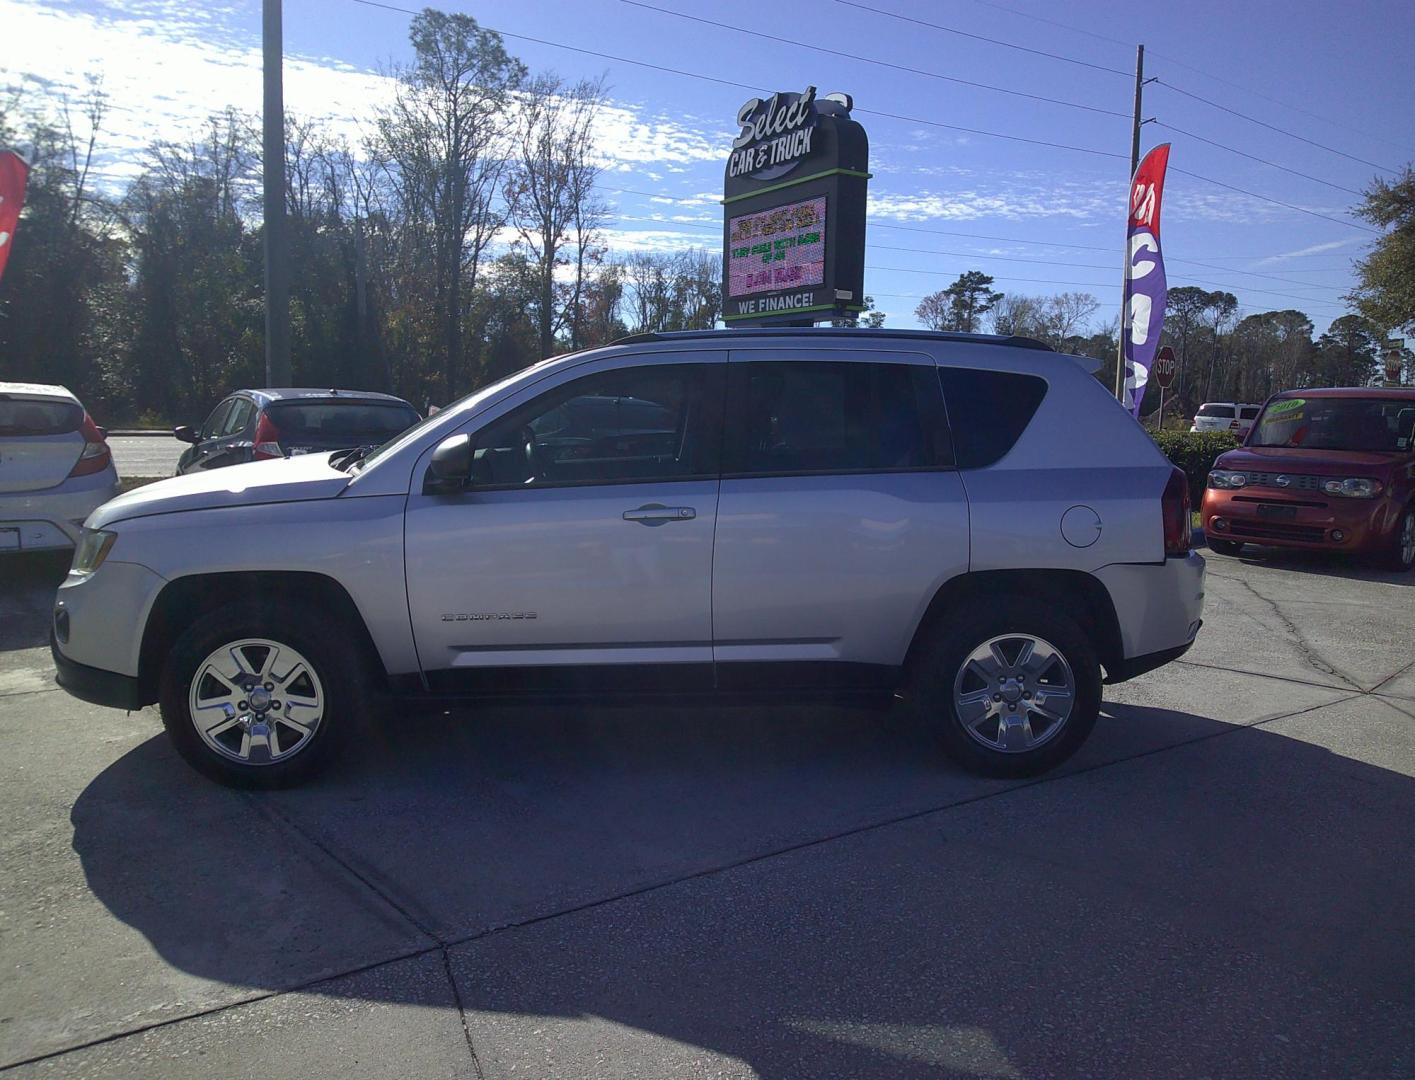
[936,368,1047,468]
[0,398,83,436]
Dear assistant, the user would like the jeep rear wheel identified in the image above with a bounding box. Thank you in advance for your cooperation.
[160,602,369,788]
[908,601,1101,778]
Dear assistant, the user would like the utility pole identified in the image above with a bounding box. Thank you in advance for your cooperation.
[262,0,290,385]
[1115,43,1145,403]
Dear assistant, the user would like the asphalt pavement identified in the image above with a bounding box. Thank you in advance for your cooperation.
[1,545,1412,1077]
[108,434,184,480]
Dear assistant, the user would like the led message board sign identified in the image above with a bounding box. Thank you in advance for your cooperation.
[722,88,869,327]
[727,196,826,298]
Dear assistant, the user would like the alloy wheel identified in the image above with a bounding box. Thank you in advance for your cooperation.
[952,633,1076,754]
[188,638,325,765]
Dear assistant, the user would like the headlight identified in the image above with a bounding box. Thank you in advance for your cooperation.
[70,528,116,575]
[1321,477,1382,499]
[1208,469,1248,489]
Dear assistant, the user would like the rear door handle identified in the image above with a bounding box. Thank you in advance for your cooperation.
[623,504,696,525]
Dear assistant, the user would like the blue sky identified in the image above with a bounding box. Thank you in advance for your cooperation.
[8,0,1414,333]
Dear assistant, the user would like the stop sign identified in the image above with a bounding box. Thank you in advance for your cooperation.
[1153,345,1176,389]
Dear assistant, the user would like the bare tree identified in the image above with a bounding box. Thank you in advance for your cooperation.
[372,9,524,398]
[505,73,606,357]
[1042,292,1101,343]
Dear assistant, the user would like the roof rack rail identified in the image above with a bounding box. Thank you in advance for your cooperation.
[610,327,1054,351]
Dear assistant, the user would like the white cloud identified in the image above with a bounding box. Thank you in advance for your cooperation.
[5,0,726,188]
[1254,238,1364,265]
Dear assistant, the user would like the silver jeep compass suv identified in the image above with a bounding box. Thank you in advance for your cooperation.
[52,329,1205,788]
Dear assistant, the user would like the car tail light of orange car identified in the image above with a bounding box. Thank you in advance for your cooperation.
[67,413,112,478]
[1162,465,1191,557]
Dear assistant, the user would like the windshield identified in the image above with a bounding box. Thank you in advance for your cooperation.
[355,362,547,472]
[1250,397,1415,453]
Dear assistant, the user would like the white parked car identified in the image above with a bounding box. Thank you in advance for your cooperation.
[1,382,119,554]
[1190,402,1261,438]
[51,329,1205,788]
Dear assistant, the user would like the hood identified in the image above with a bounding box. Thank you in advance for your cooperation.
[89,453,352,529]
[1216,445,1404,476]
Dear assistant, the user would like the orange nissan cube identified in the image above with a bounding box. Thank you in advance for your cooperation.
[1202,388,1415,571]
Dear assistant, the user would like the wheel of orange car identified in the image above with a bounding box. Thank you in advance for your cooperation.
[1383,505,1415,573]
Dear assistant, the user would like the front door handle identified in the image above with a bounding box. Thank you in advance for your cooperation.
[623,504,696,526]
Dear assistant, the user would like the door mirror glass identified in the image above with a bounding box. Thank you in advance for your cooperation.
[173,425,200,444]
[425,434,473,494]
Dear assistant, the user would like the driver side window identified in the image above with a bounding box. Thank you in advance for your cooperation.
[473,363,722,488]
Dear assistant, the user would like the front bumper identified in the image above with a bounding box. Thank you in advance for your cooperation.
[52,632,146,710]
[1202,489,1398,553]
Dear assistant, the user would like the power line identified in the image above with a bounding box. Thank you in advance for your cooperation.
[1155,121,1364,197]
[1168,167,1377,233]
[826,0,1131,78]
[960,0,1135,50]
[354,2,1371,246]
[619,0,1130,120]
[349,0,1126,162]
[1155,79,1398,175]
[606,187,1361,277]
[1145,49,1415,159]
[962,0,1415,159]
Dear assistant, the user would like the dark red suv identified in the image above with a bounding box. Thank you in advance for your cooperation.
[1201,387,1415,571]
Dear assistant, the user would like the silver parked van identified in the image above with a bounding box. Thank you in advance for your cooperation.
[51,329,1205,787]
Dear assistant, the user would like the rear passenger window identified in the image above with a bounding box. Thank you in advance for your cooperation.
[936,368,1047,469]
[724,361,950,475]
[223,399,254,436]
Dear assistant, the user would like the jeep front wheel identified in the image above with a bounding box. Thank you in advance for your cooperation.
[159,602,367,788]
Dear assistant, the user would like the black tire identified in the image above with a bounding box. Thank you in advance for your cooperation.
[1379,505,1415,573]
[159,601,371,788]
[1207,538,1244,557]
[906,599,1102,779]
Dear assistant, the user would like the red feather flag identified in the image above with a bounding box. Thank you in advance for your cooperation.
[0,150,31,284]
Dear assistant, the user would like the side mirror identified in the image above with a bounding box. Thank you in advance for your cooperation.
[173,425,199,444]
[424,434,472,495]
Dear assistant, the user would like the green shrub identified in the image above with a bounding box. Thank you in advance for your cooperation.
[1151,430,1241,506]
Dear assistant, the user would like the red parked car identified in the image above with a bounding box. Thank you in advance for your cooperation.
[1202,387,1415,571]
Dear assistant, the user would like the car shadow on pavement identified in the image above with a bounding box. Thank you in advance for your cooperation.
[0,551,68,651]
[1205,541,1413,586]
[66,696,1415,1076]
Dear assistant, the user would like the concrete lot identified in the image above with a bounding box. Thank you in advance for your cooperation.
[1,546,1412,1077]
[109,435,184,480]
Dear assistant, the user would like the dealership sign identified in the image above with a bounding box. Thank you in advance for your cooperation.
[722,88,869,327]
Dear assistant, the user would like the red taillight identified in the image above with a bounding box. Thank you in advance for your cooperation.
[67,413,112,478]
[1162,465,1191,558]
[252,413,284,459]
